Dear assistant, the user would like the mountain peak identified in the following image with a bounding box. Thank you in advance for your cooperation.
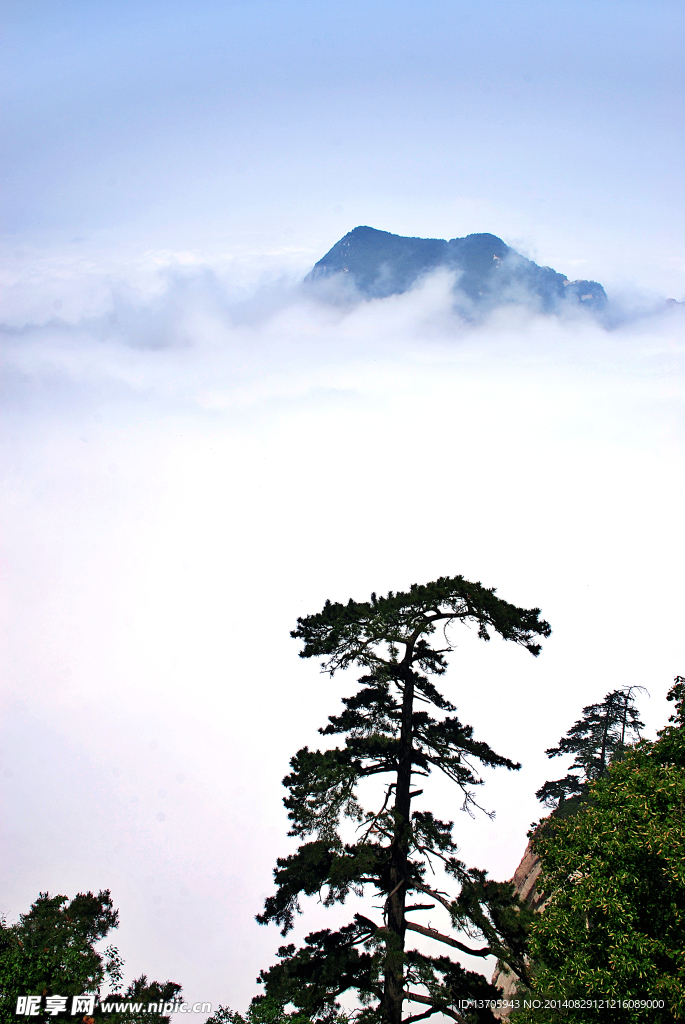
[306,226,606,312]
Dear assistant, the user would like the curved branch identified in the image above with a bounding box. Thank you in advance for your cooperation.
[406,921,490,957]
[403,1009,439,1024]
[403,991,466,1024]
[412,881,457,914]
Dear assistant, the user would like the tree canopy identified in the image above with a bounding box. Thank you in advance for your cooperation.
[255,576,551,1024]
[0,891,181,1024]
[516,677,685,1023]
[535,687,646,810]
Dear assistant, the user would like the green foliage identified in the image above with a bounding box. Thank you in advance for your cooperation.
[291,577,549,668]
[0,891,181,1024]
[515,677,685,1024]
[98,977,183,1024]
[205,997,345,1024]
[0,891,121,1021]
[256,576,550,1024]
[535,687,646,809]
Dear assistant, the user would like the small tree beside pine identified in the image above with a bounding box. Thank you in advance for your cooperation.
[535,687,646,810]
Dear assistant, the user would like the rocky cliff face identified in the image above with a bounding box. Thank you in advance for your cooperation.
[305,226,607,313]
[508,840,546,913]
[491,841,546,1012]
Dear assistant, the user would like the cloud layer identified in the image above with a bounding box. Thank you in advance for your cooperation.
[2,253,684,1010]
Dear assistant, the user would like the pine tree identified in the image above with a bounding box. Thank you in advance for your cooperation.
[536,687,646,810]
[255,576,551,1024]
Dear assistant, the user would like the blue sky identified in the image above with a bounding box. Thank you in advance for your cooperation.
[1,1,684,1017]
[3,0,684,289]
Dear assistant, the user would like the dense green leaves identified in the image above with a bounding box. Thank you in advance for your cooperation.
[257,918,384,1021]
[0,891,122,1022]
[257,841,388,936]
[205,995,344,1024]
[517,677,685,1024]
[206,996,346,1024]
[0,891,181,1024]
[101,978,183,1024]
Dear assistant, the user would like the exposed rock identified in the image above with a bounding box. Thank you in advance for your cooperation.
[508,840,546,912]
[491,841,545,1015]
[305,226,607,313]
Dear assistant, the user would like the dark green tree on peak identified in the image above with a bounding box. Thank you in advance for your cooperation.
[254,576,551,1024]
[536,687,647,810]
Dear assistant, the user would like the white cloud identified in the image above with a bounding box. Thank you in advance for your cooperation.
[1,253,684,1010]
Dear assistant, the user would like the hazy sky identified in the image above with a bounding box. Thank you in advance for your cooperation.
[3,0,684,288]
[2,0,684,1016]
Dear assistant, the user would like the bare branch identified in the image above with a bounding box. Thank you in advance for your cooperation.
[406,921,490,957]
[357,783,395,841]
[413,882,456,914]
[402,1008,439,1024]
[403,991,466,1024]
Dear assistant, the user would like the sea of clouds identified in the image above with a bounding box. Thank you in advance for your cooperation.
[2,247,684,1010]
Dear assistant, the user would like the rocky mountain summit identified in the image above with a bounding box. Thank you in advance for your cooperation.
[306,226,607,313]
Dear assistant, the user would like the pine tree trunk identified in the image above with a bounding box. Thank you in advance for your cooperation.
[599,709,609,775]
[621,693,628,747]
[383,668,415,1024]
